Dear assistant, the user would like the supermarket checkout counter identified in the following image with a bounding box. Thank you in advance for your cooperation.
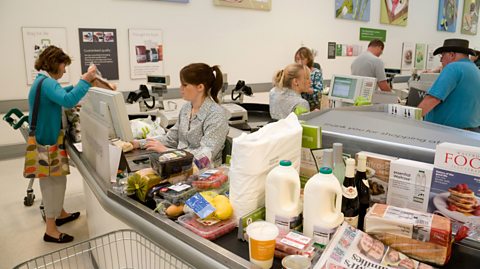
[72,105,480,269]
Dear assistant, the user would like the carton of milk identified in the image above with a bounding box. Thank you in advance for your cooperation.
[428,143,480,220]
[357,151,398,204]
[387,159,433,212]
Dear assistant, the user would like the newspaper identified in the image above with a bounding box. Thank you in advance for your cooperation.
[313,222,436,269]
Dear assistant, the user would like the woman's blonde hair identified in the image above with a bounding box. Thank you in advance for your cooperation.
[273,63,309,89]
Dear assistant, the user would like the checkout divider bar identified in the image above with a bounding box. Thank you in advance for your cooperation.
[67,143,254,269]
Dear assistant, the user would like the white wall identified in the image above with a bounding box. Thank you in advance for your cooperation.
[1,0,479,102]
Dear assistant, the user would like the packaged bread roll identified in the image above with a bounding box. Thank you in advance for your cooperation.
[364,203,452,266]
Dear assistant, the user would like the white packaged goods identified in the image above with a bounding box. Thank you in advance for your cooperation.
[364,203,452,266]
[429,143,480,227]
[387,104,422,120]
[356,151,398,205]
[313,222,433,269]
[387,159,433,212]
[229,113,302,223]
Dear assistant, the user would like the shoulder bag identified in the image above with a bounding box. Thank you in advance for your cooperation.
[23,77,70,178]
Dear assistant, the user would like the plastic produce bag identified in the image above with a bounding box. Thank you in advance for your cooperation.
[228,113,302,223]
[129,118,165,139]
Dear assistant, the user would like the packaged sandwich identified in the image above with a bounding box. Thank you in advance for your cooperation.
[364,203,452,266]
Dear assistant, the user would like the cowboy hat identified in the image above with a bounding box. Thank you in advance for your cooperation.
[433,39,476,56]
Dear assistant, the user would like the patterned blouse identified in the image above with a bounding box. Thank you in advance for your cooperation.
[269,87,310,120]
[301,67,324,110]
[142,97,229,167]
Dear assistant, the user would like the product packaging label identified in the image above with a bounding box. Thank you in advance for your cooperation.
[168,183,191,192]
[387,159,433,213]
[185,193,215,219]
[428,142,480,241]
[280,231,312,250]
[312,225,337,248]
[250,238,276,261]
[344,216,359,228]
[342,186,358,199]
[275,214,303,232]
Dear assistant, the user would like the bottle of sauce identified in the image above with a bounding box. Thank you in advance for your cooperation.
[341,158,359,228]
[355,154,370,231]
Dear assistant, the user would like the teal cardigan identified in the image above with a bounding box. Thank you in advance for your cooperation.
[28,74,91,145]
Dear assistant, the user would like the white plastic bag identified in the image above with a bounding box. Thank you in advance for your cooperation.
[228,113,303,223]
[130,118,165,139]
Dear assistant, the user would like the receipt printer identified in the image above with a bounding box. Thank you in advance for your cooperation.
[222,103,248,125]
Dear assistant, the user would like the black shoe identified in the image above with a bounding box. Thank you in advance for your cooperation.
[55,212,80,226]
[43,233,74,243]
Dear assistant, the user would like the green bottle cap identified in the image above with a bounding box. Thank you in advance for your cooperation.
[280,160,292,166]
[319,167,332,174]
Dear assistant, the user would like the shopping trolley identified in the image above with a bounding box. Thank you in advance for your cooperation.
[14,229,195,269]
[3,108,46,220]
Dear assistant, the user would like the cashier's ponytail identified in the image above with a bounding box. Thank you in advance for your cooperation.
[273,63,305,89]
[180,63,223,103]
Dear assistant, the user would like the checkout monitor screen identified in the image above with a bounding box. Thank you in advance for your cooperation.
[330,76,357,101]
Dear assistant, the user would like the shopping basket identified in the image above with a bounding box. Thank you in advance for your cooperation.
[14,229,195,269]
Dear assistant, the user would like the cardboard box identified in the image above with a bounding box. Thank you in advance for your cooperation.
[357,151,398,204]
[428,143,480,221]
[387,159,433,212]
[387,104,422,120]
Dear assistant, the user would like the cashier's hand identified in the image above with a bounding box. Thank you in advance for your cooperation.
[144,138,168,153]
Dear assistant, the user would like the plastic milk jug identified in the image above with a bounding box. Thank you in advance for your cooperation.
[265,160,302,232]
[303,167,344,249]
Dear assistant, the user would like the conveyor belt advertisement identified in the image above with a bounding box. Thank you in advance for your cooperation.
[78,28,119,80]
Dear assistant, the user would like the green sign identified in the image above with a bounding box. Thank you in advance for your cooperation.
[359,27,387,42]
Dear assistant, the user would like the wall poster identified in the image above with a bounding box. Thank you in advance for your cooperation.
[437,0,459,32]
[414,43,427,70]
[380,0,409,26]
[461,0,480,35]
[22,27,69,85]
[213,0,271,11]
[335,0,371,22]
[78,28,119,80]
[401,42,414,71]
[426,44,442,71]
[128,29,164,79]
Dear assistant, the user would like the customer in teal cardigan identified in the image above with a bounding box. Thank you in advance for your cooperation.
[28,46,96,243]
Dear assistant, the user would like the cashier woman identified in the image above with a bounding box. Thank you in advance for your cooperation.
[269,63,311,120]
[132,63,229,167]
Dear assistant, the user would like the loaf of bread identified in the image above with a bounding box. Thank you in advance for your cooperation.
[365,203,452,266]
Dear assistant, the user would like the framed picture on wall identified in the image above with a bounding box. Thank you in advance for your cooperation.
[461,0,480,35]
[22,27,69,85]
[414,43,427,70]
[213,0,271,11]
[380,0,409,26]
[437,0,459,32]
[401,42,414,71]
[335,0,371,22]
[128,29,164,79]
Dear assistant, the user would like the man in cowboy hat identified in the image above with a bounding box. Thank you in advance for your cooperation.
[418,38,480,132]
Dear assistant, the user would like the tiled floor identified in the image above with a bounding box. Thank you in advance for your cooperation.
[0,157,89,268]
